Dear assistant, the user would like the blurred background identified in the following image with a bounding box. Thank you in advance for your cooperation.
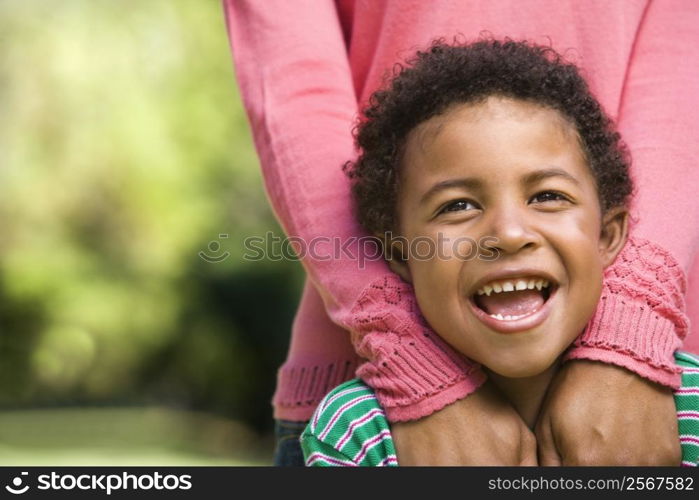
[0,0,305,465]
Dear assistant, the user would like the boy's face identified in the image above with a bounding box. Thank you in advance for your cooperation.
[390,96,627,378]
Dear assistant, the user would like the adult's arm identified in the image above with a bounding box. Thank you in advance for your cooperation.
[222,0,485,422]
[563,0,698,387]
[222,0,696,426]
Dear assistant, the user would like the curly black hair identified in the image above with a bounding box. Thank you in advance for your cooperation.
[344,38,633,235]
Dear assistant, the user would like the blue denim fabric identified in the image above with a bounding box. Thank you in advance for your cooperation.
[273,419,308,467]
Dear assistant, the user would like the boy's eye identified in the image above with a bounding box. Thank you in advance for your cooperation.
[530,191,569,204]
[439,199,478,214]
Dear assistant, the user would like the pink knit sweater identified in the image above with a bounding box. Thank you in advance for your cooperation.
[223,0,699,422]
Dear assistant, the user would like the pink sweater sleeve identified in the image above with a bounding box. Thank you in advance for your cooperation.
[222,0,485,421]
[224,0,697,420]
[564,0,699,387]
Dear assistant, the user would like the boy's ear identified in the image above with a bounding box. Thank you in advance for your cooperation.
[376,232,412,283]
[598,206,629,268]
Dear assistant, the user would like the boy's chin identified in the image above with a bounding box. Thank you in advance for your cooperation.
[484,357,560,379]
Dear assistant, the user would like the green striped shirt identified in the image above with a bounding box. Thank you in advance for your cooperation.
[301,351,699,467]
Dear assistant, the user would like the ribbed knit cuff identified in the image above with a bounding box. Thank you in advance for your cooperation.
[381,370,487,422]
[346,274,486,423]
[272,357,362,421]
[563,345,680,388]
[565,236,688,389]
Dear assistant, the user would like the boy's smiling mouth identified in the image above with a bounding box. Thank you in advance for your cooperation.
[467,270,560,333]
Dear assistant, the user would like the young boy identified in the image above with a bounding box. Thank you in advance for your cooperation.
[300,39,699,466]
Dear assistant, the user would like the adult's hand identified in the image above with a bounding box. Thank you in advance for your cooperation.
[392,382,537,465]
[536,360,681,465]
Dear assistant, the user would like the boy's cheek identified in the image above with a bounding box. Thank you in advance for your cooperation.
[411,262,469,332]
[411,258,463,296]
[435,234,481,261]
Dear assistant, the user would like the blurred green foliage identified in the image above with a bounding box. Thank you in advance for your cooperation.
[0,0,304,447]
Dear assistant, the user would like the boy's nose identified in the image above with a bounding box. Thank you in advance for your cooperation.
[481,205,540,256]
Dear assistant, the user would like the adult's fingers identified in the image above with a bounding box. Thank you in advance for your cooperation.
[535,417,562,466]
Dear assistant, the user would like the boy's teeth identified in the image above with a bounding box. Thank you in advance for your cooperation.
[476,278,551,296]
[515,280,528,291]
[489,312,527,321]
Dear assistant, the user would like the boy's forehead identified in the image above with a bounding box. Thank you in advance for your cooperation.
[399,96,594,198]
[406,96,578,157]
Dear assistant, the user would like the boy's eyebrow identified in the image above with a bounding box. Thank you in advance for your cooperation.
[420,178,483,205]
[523,167,581,187]
[420,168,580,205]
